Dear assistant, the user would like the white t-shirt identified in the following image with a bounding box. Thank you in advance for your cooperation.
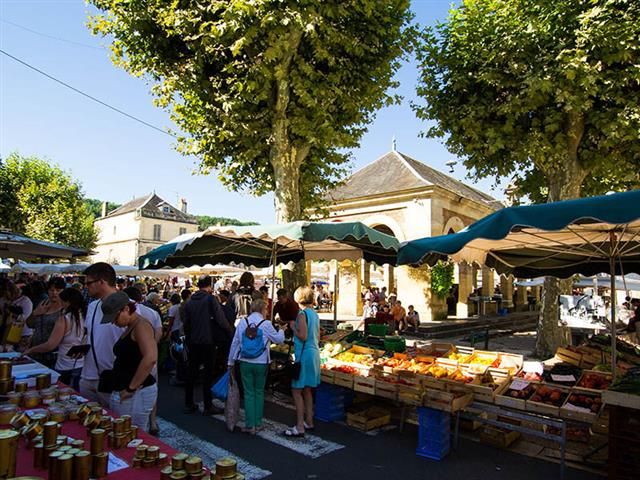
[81,299,125,381]
[12,295,33,336]
[227,312,284,365]
[134,303,162,379]
[168,304,182,333]
[56,313,85,371]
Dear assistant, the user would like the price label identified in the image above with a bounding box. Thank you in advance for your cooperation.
[107,452,129,473]
[565,402,591,413]
[509,379,530,391]
[551,374,576,382]
[522,361,543,374]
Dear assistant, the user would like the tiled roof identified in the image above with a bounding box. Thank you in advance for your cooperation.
[105,194,197,223]
[327,151,499,208]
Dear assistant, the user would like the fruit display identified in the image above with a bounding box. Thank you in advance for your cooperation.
[529,385,568,407]
[331,365,360,375]
[448,369,475,384]
[564,392,603,413]
[321,342,349,358]
[334,350,376,366]
[424,364,453,378]
[446,351,472,363]
[375,357,432,375]
[577,372,611,390]
[504,382,536,399]
[466,353,500,368]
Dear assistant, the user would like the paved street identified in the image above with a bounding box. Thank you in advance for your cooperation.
[155,374,601,480]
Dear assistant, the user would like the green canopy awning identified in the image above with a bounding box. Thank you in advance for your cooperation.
[139,221,399,270]
[397,190,640,278]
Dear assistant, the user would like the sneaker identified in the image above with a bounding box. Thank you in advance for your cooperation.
[202,406,224,416]
[183,405,198,414]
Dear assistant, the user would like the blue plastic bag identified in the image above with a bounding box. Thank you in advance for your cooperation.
[212,370,230,401]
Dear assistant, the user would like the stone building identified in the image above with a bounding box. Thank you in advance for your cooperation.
[92,193,198,266]
[321,150,505,321]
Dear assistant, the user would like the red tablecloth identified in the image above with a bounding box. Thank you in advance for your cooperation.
[16,416,178,478]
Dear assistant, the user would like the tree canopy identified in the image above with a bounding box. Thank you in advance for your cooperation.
[83,198,121,219]
[89,0,415,221]
[0,153,98,250]
[414,0,640,203]
[414,0,640,357]
[196,215,258,231]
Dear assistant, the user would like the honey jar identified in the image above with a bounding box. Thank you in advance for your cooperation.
[185,456,202,474]
[146,445,160,459]
[47,450,64,479]
[57,387,72,401]
[35,373,51,390]
[169,472,187,479]
[215,457,237,478]
[39,388,56,405]
[0,429,19,478]
[42,421,58,447]
[5,392,21,405]
[33,441,45,469]
[160,466,173,480]
[22,391,41,409]
[0,404,17,424]
[10,412,29,429]
[90,428,106,454]
[120,414,132,430]
[58,453,73,480]
[49,408,65,423]
[14,380,28,393]
[0,378,15,395]
[30,413,48,425]
[157,452,169,466]
[76,404,91,421]
[0,361,12,380]
[73,450,91,480]
[142,457,155,468]
[83,413,101,430]
[21,422,43,441]
[171,452,188,470]
[92,451,108,478]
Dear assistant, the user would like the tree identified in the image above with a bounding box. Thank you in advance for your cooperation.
[414,0,640,357]
[196,215,258,231]
[0,157,22,232]
[1,153,98,250]
[89,0,415,222]
[83,198,121,219]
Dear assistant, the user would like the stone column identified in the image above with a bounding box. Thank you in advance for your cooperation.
[481,267,494,296]
[456,262,473,319]
[336,260,363,317]
[515,281,528,312]
[362,261,371,289]
[396,265,430,322]
[500,275,514,308]
[384,264,395,295]
[305,260,312,286]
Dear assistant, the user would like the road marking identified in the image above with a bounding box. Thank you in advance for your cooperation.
[212,411,345,459]
[156,417,271,480]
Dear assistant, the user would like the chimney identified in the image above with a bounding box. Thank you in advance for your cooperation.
[101,201,108,218]
[179,198,187,213]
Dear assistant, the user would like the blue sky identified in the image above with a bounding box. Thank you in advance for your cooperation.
[0,0,499,224]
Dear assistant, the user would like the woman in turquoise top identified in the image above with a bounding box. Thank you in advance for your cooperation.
[284,286,320,437]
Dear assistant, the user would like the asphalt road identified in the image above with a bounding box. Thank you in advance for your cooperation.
[155,374,601,480]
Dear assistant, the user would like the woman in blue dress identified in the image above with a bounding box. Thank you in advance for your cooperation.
[284,286,320,437]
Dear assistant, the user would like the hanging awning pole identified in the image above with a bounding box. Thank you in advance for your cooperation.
[270,242,277,321]
[609,231,618,381]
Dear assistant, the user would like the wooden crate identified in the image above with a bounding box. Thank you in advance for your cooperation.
[495,379,537,410]
[350,344,385,358]
[416,342,453,358]
[468,369,511,404]
[575,370,612,392]
[559,389,602,424]
[397,384,424,406]
[320,369,335,385]
[423,387,473,412]
[480,426,520,448]
[375,379,398,401]
[555,346,582,367]
[494,353,524,376]
[525,385,570,416]
[353,375,376,396]
[346,406,391,431]
[333,371,355,389]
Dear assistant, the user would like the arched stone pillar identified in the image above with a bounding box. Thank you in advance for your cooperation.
[500,274,514,308]
[457,262,473,318]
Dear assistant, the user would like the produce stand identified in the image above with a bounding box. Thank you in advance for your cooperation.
[314,336,638,475]
[0,354,243,479]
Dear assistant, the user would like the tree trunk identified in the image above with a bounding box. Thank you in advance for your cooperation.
[534,112,588,358]
[268,28,308,293]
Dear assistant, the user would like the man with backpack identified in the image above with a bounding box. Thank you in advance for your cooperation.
[183,275,233,416]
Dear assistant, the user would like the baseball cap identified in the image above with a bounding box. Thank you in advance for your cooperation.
[101,291,130,324]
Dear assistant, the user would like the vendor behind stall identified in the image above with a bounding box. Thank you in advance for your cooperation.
[273,288,299,337]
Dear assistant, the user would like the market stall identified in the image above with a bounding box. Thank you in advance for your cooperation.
[0,354,244,479]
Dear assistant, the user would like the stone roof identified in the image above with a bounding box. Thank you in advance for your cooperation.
[105,193,197,224]
[327,151,499,208]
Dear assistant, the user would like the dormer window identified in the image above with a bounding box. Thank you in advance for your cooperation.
[162,206,170,214]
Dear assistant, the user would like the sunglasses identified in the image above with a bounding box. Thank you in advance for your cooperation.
[85,279,101,286]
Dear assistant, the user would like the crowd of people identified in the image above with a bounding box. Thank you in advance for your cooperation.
[361,286,420,334]
[0,264,323,437]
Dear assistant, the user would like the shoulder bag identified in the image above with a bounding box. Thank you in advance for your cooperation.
[286,310,308,381]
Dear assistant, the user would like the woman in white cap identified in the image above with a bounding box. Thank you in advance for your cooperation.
[101,291,157,431]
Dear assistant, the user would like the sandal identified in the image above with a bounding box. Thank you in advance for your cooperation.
[241,427,256,435]
[304,422,315,431]
[283,426,305,438]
